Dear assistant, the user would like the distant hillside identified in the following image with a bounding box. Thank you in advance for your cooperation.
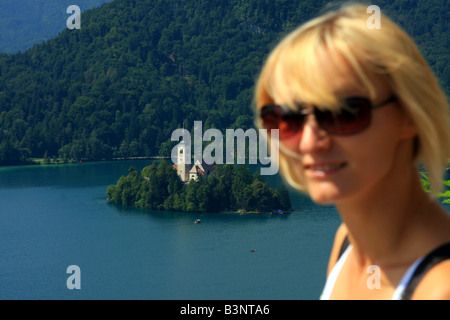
[0,0,448,165]
[0,0,113,53]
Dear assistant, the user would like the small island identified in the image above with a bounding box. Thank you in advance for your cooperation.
[106,160,291,214]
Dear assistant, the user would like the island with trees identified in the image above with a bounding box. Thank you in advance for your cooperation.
[106,160,292,214]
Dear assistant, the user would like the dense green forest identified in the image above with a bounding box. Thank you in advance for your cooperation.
[0,0,448,165]
[106,160,291,213]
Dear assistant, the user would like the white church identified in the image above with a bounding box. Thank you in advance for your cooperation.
[173,141,215,183]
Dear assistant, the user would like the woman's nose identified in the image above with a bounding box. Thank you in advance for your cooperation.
[298,115,332,154]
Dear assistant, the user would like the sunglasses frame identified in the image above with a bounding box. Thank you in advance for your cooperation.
[260,95,397,138]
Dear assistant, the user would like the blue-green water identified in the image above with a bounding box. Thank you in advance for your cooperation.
[1,161,446,300]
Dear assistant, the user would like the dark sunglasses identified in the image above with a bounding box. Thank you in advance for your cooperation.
[260,96,397,139]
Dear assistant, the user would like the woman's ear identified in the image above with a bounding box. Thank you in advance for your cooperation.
[400,114,419,140]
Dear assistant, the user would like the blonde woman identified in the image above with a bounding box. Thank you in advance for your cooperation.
[254,4,450,299]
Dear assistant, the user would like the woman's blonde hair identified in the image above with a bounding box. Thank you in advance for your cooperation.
[254,3,450,196]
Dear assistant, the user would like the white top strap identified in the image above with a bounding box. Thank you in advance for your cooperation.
[390,257,424,300]
[320,244,353,300]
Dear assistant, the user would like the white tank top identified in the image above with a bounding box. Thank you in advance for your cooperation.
[320,245,425,300]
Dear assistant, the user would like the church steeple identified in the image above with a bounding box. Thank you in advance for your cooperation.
[176,125,190,182]
[174,121,214,183]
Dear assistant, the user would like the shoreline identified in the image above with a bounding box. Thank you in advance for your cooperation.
[3,155,449,169]
[0,156,170,169]
[105,198,291,215]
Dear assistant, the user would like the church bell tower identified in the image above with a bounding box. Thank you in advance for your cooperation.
[177,141,189,182]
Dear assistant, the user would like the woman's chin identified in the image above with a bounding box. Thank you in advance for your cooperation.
[307,184,345,205]
[310,194,336,205]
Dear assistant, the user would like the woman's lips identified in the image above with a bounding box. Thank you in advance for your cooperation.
[303,162,347,178]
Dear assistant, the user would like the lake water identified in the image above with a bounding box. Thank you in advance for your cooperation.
[0,161,448,300]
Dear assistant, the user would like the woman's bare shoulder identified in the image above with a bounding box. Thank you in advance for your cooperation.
[412,260,450,300]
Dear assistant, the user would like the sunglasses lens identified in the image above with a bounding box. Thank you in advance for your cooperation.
[317,98,371,135]
[261,106,278,130]
[261,97,373,139]
[280,113,305,138]
[261,105,305,139]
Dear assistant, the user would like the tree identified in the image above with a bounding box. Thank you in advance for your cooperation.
[277,183,292,210]
[0,140,22,165]
[250,180,273,212]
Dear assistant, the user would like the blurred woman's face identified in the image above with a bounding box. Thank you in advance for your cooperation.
[277,52,417,205]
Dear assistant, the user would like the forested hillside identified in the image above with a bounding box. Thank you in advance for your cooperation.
[0,0,448,165]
